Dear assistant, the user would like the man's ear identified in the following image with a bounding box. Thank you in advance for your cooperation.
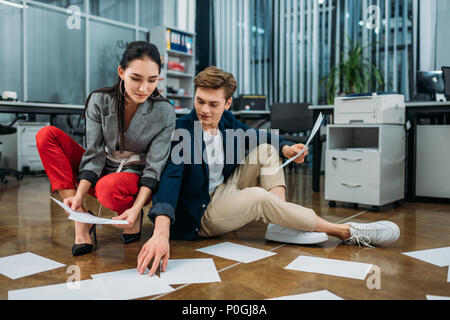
[225,97,233,111]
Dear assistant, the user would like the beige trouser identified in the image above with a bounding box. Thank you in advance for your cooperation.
[198,144,318,237]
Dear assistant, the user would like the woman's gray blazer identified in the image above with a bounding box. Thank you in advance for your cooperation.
[78,91,176,193]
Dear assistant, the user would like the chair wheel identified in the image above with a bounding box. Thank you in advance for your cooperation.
[17,175,24,181]
[328,201,336,208]
[352,203,359,209]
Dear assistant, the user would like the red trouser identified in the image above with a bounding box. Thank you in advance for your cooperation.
[36,126,150,215]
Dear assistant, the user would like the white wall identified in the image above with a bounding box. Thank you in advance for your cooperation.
[163,0,195,33]
[420,0,450,70]
[435,0,450,68]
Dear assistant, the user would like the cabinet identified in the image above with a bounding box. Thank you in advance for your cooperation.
[324,125,405,209]
[150,26,195,110]
[17,122,49,172]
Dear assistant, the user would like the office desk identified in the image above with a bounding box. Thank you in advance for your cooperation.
[0,102,195,122]
[233,110,271,129]
[309,102,450,202]
[405,101,450,201]
[0,101,85,123]
[309,105,334,193]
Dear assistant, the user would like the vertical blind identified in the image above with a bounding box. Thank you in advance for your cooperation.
[213,0,414,106]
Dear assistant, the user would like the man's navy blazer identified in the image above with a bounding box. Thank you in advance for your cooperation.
[148,109,291,240]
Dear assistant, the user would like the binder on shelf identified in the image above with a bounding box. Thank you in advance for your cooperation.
[166,29,171,50]
[165,29,192,54]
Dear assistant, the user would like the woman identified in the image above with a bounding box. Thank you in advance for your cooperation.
[36,41,176,256]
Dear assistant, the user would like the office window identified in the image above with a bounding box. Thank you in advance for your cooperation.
[213,0,414,105]
[138,31,149,41]
[0,4,23,101]
[27,4,86,104]
[139,0,163,29]
[89,21,134,92]
[0,4,23,123]
[90,0,135,25]
[34,0,85,11]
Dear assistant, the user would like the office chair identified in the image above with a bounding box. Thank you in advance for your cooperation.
[67,114,86,147]
[0,116,24,184]
[270,103,325,172]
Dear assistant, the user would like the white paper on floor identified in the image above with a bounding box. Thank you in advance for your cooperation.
[8,279,111,300]
[90,268,174,300]
[267,290,343,300]
[50,196,128,225]
[426,295,450,300]
[159,258,221,285]
[0,252,66,280]
[285,255,373,280]
[196,241,276,264]
[402,246,450,267]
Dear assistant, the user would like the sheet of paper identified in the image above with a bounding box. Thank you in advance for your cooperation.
[267,290,343,300]
[8,279,111,300]
[285,255,373,280]
[276,112,324,172]
[196,242,277,264]
[50,196,128,225]
[426,295,450,300]
[90,267,149,279]
[402,246,450,267]
[159,259,221,285]
[91,268,174,300]
[0,252,66,280]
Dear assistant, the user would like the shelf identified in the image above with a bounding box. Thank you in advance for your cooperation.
[166,70,194,78]
[167,49,193,58]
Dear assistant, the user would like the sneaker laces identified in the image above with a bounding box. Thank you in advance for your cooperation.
[345,224,378,248]
[344,235,374,248]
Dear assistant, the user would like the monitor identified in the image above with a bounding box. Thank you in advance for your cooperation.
[417,71,444,99]
[233,95,267,111]
[443,67,450,99]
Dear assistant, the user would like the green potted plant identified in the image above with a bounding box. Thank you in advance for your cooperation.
[322,36,384,105]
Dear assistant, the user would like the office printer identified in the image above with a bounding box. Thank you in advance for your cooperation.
[334,93,405,125]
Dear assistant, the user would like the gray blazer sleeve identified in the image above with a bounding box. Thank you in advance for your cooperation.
[78,92,106,187]
[139,102,176,193]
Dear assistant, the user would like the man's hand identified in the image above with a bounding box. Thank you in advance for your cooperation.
[137,215,171,276]
[282,144,309,164]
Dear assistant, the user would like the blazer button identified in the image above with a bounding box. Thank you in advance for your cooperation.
[196,228,199,232]
[202,204,206,209]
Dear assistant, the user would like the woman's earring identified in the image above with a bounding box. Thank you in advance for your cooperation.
[119,79,125,97]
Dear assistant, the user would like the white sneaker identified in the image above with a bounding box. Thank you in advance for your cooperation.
[265,223,329,245]
[344,221,400,247]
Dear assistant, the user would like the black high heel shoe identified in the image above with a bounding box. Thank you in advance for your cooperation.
[72,211,98,257]
[121,210,143,244]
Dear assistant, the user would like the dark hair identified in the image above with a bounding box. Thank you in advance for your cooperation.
[84,41,167,152]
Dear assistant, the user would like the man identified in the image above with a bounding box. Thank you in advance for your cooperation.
[136,66,400,276]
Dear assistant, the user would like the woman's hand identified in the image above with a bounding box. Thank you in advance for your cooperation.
[281,144,309,164]
[112,207,140,229]
[63,196,84,215]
